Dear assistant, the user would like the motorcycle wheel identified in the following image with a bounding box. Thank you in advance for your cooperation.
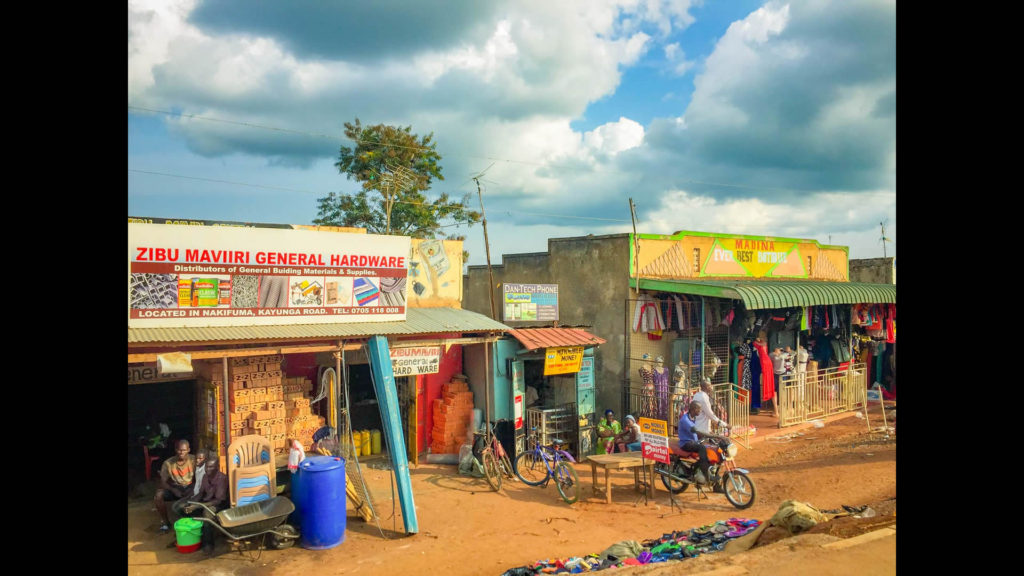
[658,461,691,494]
[721,471,756,509]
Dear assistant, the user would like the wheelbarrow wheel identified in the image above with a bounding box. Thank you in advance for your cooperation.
[268,524,298,550]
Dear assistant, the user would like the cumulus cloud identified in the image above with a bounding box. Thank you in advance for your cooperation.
[128,0,680,165]
[642,188,895,258]
[648,0,896,198]
[128,0,895,263]
[584,117,645,155]
[663,42,695,76]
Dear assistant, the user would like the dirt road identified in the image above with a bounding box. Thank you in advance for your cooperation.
[127,408,895,575]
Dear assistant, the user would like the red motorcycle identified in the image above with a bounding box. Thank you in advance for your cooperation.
[654,436,756,509]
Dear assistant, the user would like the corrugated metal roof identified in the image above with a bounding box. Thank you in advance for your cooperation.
[128,307,510,344]
[506,327,607,351]
[634,279,896,310]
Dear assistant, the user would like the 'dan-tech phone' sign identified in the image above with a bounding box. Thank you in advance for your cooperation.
[128,222,410,328]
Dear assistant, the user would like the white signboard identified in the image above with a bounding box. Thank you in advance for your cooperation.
[389,346,442,376]
[128,223,410,327]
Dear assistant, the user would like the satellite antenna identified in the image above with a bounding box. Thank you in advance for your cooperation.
[878,219,892,258]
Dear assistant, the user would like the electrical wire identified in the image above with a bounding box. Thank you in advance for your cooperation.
[311,366,333,404]
[128,168,635,226]
[130,168,637,226]
[129,104,859,194]
[129,104,543,166]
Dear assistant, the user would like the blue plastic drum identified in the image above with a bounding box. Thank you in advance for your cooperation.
[297,455,347,549]
[288,468,305,527]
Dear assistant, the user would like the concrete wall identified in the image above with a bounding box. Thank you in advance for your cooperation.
[463,234,632,415]
[849,257,896,284]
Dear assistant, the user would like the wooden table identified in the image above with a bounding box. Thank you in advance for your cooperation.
[584,452,656,504]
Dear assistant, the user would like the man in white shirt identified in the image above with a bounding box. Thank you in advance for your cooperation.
[191,449,208,496]
[692,378,728,434]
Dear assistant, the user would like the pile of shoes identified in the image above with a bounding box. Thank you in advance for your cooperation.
[500,518,761,574]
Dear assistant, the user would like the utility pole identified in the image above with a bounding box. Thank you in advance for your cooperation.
[629,198,640,295]
[474,173,497,320]
[879,221,891,258]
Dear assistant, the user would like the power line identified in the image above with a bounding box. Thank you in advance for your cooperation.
[129,104,543,166]
[129,104,864,195]
[129,168,632,225]
[505,210,632,223]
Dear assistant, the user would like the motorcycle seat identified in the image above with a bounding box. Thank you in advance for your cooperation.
[670,445,699,460]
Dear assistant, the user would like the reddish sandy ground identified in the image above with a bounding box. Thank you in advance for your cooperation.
[127,405,895,575]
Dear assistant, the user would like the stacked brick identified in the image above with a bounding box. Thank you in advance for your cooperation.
[284,376,319,451]
[196,355,318,455]
[429,378,474,454]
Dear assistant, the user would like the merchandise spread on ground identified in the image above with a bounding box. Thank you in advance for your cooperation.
[499,516,757,573]
[500,518,761,575]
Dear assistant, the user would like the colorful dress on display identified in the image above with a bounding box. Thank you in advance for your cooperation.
[639,366,657,418]
[653,366,670,421]
[753,340,775,403]
[671,363,688,422]
[737,342,753,391]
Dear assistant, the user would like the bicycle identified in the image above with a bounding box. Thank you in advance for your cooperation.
[489,422,517,482]
[512,427,580,504]
[473,422,514,491]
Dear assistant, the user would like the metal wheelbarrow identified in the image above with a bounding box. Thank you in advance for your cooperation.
[187,496,300,551]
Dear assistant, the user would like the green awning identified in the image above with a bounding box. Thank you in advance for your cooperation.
[630,279,896,310]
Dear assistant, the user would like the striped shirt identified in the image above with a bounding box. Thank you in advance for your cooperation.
[160,455,196,488]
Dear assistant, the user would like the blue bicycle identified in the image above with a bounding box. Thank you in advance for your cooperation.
[512,427,580,504]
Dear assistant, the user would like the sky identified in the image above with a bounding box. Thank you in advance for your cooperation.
[128,0,896,270]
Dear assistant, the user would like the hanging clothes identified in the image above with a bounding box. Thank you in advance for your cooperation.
[632,294,665,333]
[639,365,657,418]
[673,296,687,330]
[753,339,775,403]
[749,343,762,409]
[653,365,670,421]
[737,341,753,391]
[885,304,896,343]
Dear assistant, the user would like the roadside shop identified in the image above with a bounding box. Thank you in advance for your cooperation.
[127,221,509,492]
[461,326,606,461]
[625,230,896,434]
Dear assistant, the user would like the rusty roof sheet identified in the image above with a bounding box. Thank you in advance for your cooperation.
[128,307,510,344]
[506,327,607,351]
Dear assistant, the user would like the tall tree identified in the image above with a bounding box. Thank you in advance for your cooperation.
[315,119,481,242]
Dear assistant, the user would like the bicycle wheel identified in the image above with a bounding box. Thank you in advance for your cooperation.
[500,452,516,480]
[481,449,502,491]
[554,461,580,504]
[513,450,548,486]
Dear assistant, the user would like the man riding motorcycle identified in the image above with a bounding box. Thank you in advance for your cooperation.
[677,400,728,491]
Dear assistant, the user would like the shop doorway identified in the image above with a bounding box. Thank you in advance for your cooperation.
[346,363,383,433]
[127,379,195,493]
[345,363,417,461]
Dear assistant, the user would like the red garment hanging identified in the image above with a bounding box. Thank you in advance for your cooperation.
[752,340,775,402]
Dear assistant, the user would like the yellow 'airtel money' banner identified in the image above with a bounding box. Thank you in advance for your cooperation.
[543,346,584,376]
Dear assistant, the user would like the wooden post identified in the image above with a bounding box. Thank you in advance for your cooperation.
[221,356,230,472]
